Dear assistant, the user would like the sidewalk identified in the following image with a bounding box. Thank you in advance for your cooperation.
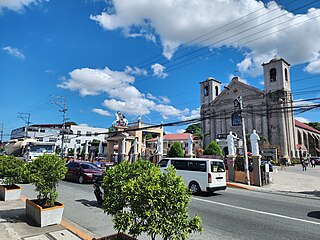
[0,197,95,240]
[227,165,320,199]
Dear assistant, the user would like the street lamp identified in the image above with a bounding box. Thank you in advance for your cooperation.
[224,86,250,185]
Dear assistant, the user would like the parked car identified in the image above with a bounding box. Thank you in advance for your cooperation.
[65,161,104,184]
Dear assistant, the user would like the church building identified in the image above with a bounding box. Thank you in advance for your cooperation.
[200,57,320,161]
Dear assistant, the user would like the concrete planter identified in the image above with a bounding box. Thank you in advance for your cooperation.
[0,184,22,201]
[26,199,64,227]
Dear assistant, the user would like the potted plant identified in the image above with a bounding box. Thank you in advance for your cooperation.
[96,160,203,240]
[0,155,24,201]
[25,154,67,227]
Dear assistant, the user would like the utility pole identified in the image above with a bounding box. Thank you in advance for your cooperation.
[51,96,67,158]
[0,123,3,143]
[225,83,250,185]
[18,112,31,138]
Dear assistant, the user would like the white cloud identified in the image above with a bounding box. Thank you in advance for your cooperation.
[2,46,25,59]
[180,108,200,121]
[176,129,185,134]
[92,108,111,117]
[59,65,187,119]
[90,0,320,75]
[151,63,168,78]
[124,66,147,76]
[0,0,44,12]
[304,59,320,73]
[295,117,310,123]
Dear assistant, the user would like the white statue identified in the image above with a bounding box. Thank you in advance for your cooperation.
[121,138,126,155]
[227,131,237,156]
[112,111,128,127]
[187,134,193,155]
[250,130,260,156]
[156,136,163,155]
[133,138,139,155]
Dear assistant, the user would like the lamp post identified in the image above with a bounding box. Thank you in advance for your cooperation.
[225,86,250,185]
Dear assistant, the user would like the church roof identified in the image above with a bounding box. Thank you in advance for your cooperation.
[295,120,320,134]
[213,77,264,104]
[262,57,290,66]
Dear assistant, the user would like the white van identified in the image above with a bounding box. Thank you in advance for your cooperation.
[158,158,226,194]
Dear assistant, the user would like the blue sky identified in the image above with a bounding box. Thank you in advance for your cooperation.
[1,0,320,140]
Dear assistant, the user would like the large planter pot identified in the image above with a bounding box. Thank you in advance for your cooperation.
[26,199,64,227]
[93,233,136,240]
[0,184,22,201]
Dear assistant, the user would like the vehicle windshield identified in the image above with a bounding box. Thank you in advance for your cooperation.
[81,163,99,170]
[211,161,225,172]
[29,145,54,153]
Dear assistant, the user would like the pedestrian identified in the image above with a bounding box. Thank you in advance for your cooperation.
[280,158,286,171]
[302,159,307,171]
[310,158,315,168]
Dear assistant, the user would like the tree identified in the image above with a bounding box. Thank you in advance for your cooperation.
[306,122,320,131]
[185,123,203,139]
[65,121,77,125]
[145,133,153,140]
[168,142,184,157]
[0,155,25,185]
[203,140,223,156]
[102,160,203,240]
[26,155,67,207]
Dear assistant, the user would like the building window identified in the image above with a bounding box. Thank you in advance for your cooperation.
[36,137,43,142]
[76,140,81,144]
[270,68,277,82]
[285,68,288,81]
[39,129,45,133]
[77,131,81,136]
[86,131,92,136]
[215,86,219,97]
[64,138,71,143]
[49,138,57,142]
[204,86,209,96]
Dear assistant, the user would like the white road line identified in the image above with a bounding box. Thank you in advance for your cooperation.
[192,197,320,226]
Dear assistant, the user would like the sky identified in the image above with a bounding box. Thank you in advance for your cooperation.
[1,0,320,141]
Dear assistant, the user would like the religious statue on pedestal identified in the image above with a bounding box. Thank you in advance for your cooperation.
[112,111,128,127]
[227,131,237,156]
[250,130,260,156]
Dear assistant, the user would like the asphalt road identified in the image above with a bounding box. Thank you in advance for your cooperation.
[21,181,320,240]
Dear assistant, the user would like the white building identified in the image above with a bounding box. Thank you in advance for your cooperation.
[10,123,108,151]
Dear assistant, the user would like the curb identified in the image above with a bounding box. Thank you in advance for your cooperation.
[19,196,94,240]
[227,182,253,190]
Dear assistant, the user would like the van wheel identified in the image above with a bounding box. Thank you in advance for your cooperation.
[189,182,200,194]
[78,175,85,184]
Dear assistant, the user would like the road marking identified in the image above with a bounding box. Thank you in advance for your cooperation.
[192,197,320,226]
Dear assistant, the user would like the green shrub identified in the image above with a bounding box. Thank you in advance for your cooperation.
[168,142,184,157]
[26,155,67,207]
[203,140,223,156]
[102,160,203,240]
[0,155,25,185]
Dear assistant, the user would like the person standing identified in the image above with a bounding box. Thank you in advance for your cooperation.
[302,159,307,171]
[311,158,316,168]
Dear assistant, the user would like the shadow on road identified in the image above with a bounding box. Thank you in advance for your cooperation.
[75,199,102,208]
[307,211,320,220]
[193,192,221,197]
[0,208,26,223]
[298,191,320,197]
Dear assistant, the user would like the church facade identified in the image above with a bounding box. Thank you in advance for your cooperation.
[200,58,320,161]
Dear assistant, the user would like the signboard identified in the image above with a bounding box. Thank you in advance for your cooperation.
[231,111,241,126]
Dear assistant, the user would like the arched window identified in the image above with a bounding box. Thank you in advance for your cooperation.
[215,86,219,96]
[270,68,277,82]
[285,68,288,81]
[204,86,209,96]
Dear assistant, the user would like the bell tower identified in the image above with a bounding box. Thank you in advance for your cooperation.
[200,77,221,105]
[262,57,296,160]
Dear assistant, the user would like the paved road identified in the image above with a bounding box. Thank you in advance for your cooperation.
[21,181,320,240]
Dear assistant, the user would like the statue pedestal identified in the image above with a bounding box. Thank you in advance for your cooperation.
[120,154,128,163]
[226,155,236,182]
[132,153,138,163]
[155,154,163,164]
[252,155,262,187]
